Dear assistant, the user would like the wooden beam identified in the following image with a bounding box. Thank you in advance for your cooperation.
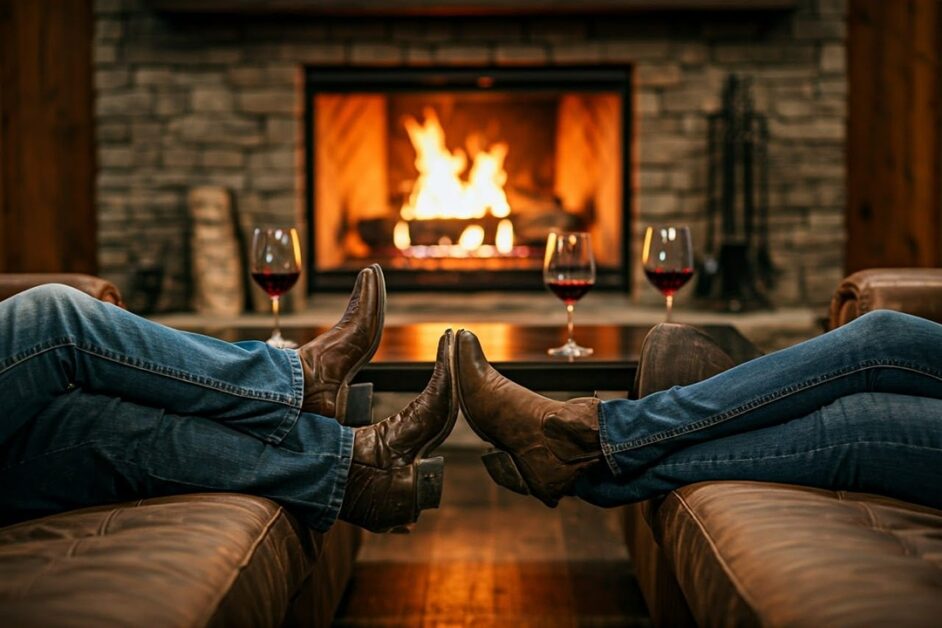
[846,0,942,272]
[0,0,96,274]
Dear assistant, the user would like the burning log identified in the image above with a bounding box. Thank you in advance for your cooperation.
[355,106,590,262]
[404,216,502,246]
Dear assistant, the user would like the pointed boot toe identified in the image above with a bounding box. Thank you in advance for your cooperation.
[339,330,458,533]
[455,330,603,507]
[300,264,386,422]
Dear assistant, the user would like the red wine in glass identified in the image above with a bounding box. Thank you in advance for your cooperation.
[643,267,694,297]
[251,227,302,348]
[543,232,596,358]
[546,278,595,305]
[251,270,300,298]
[642,225,694,321]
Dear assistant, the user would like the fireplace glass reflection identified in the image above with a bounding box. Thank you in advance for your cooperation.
[306,67,631,291]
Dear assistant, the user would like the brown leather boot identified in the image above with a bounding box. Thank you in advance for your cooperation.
[454,329,602,508]
[339,330,458,533]
[300,264,385,423]
[634,323,736,398]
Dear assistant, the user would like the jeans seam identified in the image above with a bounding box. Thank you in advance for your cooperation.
[609,361,942,454]
[1,337,298,405]
[319,425,355,531]
[142,458,341,532]
[0,338,77,375]
[265,349,305,444]
[73,343,298,405]
[597,401,621,475]
[654,440,942,469]
[0,440,100,473]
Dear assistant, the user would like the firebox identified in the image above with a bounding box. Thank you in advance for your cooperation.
[305,66,632,291]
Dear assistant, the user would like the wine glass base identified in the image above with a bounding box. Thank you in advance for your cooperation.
[547,340,593,359]
[266,332,298,349]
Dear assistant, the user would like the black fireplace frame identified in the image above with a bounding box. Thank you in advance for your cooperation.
[304,65,633,292]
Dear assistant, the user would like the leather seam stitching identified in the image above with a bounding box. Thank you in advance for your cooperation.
[97,507,122,536]
[671,491,763,620]
[199,505,288,627]
[857,501,917,558]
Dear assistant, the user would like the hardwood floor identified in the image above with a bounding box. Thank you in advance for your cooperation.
[332,450,651,627]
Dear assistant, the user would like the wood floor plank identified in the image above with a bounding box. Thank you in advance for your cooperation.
[332,450,650,627]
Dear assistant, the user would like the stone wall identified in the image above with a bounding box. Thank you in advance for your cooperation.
[94,0,846,310]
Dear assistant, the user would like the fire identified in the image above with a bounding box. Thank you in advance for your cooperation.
[397,108,515,256]
[400,109,468,221]
[393,220,411,250]
[495,219,514,254]
[464,144,510,219]
[458,225,485,251]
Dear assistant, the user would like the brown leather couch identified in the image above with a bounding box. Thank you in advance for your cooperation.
[624,268,942,627]
[0,274,360,627]
[0,273,124,306]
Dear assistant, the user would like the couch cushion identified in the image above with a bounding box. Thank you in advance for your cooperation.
[0,494,320,627]
[656,481,942,627]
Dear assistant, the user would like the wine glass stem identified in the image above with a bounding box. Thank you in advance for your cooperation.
[566,303,575,344]
[271,296,282,338]
[665,295,674,322]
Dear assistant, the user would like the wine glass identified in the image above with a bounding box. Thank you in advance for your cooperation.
[251,227,302,348]
[642,225,694,322]
[544,231,596,358]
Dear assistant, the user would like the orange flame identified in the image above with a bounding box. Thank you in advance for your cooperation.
[495,219,514,254]
[401,108,512,224]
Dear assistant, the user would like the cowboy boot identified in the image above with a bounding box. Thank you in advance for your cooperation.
[299,264,385,424]
[339,330,459,533]
[453,329,602,508]
[634,323,736,398]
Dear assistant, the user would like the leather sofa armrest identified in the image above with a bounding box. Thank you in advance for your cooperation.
[0,273,125,308]
[828,268,942,329]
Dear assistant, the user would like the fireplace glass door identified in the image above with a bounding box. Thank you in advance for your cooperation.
[306,67,631,291]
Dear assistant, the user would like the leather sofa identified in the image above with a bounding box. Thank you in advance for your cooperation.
[0,273,124,306]
[624,268,942,627]
[0,274,360,627]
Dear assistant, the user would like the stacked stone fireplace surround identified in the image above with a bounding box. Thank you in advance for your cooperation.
[93,0,846,311]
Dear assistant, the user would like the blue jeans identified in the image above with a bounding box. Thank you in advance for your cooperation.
[2,287,941,527]
[576,310,942,509]
[0,284,354,531]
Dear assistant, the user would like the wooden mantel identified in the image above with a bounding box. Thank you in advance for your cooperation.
[148,0,799,16]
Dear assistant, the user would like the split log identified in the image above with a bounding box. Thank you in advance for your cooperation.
[188,186,245,316]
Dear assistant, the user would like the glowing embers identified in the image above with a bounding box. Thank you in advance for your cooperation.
[394,108,522,259]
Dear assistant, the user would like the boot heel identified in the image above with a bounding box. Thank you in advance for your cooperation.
[415,456,445,511]
[342,382,374,427]
[481,450,530,496]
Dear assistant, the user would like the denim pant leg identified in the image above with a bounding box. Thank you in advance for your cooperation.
[576,392,942,510]
[0,284,305,446]
[0,389,354,532]
[598,310,942,476]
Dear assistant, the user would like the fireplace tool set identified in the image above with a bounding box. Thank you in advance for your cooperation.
[697,74,777,311]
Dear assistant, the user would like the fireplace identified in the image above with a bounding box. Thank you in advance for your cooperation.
[305,67,631,291]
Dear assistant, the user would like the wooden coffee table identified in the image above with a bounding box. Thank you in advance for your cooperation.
[202,323,758,392]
